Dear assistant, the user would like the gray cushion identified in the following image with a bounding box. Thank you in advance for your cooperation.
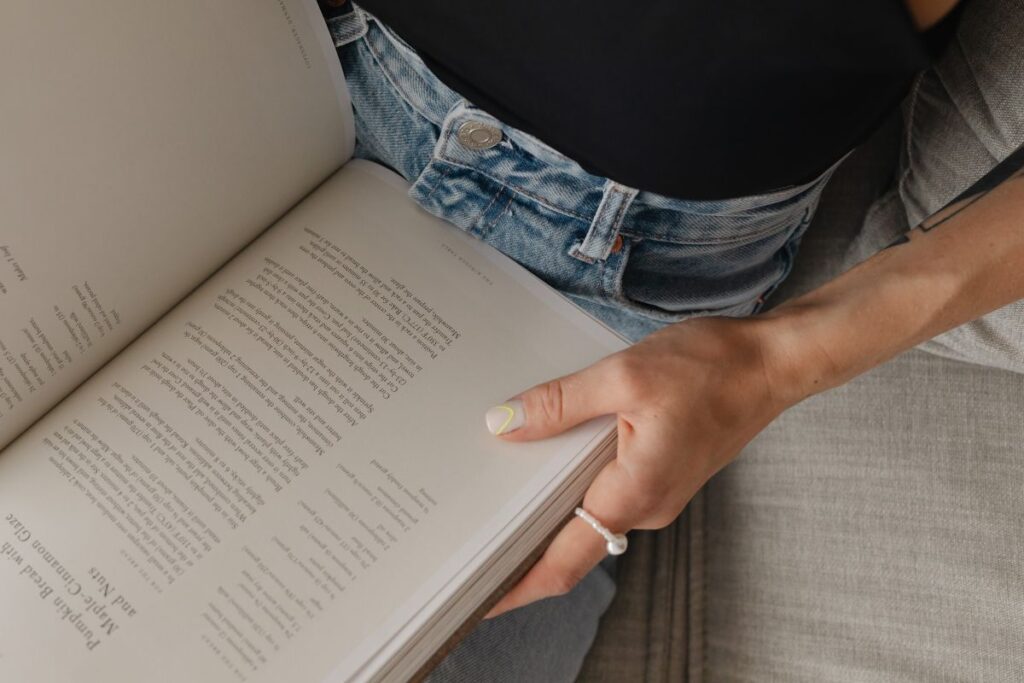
[702,349,1024,682]
[576,515,695,682]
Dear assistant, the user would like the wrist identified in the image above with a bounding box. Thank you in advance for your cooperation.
[753,302,844,407]
[754,247,969,406]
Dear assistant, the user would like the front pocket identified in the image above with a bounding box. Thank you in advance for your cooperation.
[608,209,812,322]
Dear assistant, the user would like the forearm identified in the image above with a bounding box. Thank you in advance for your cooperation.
[761,151,1024,403]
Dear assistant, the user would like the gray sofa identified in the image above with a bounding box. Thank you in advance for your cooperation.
[578,114,1024,681]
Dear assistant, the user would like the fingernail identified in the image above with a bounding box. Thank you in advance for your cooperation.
[485,399,525,436]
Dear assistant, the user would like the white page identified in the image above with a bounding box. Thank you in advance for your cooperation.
[0,162,625,682]
[0,0,353,449]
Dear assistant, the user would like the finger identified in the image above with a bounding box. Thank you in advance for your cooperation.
[486,516,607,618]
[484,355,627,442]
[487,457,640,618]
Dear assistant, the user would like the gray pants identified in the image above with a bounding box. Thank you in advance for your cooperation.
[430,0,1024,679]
[425,558,617,682]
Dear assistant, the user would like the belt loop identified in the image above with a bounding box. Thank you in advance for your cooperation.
[569,181,639,263]
[327,4,369,48]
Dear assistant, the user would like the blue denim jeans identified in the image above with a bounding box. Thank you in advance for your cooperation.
[325,6,837,680]
[328,5,838,344]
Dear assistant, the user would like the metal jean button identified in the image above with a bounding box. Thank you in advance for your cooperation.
[457,121,502,150]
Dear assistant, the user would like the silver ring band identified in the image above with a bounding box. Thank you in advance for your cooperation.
[574,507,628,555]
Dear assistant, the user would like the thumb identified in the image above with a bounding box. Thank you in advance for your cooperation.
[484,357,622,441]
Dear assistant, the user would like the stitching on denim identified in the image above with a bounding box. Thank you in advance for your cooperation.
[603,242,627,301]
[433,115,595,221]
[573,183,618,259]
[754,207,812,312]
[432,156,592,222]
[574,184,636,262]
[480,186,504,218]
[474,186,506,235]
[360,25,441,126]
[568,243,597,264]
[327,8,368,47]
[371,11,425,63]
[618,220,796,247]
[492,193,515,229]
[606,240,757,322]
[350,107,391,168]
[481,191,515,237]
[511,184,591,221]
[620,182,823,247]
[326,20,360,47]
[608,185,635,235]
[436,121,454,164]
[618,183,826,246]
[423,164,452,202]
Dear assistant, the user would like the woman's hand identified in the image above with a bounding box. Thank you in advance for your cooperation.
[486,147,1024,618]
[484,315,802,617]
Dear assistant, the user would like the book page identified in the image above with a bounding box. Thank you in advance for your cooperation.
[0,161,625,682]
[0,0,353,449]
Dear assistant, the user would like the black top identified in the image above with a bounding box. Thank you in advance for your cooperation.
[354,1,949,199]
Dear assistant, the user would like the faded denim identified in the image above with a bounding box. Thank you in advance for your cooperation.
[328,5,838,342]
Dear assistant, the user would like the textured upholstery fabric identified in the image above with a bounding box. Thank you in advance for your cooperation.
[576,511,698,683]
[702,351,1024,682]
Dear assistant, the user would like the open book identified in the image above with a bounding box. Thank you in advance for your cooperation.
[0,2,623,681]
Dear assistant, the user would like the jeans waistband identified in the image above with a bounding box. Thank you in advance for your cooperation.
[330,4,842,230]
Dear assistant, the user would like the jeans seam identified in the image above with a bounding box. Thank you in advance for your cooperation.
[619,222,799,247]
[351,107,392,170]
[603,245,626,309]
[619,183,826,246]
[480,191,515,238]
[423,164,453,202]
[609,186,633,235]
[431,157,593,223]
[367,8,423,63]
[472,186,506,236]
[607,242,764,322]
[571,184,636,263]
[360,26,442,127]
